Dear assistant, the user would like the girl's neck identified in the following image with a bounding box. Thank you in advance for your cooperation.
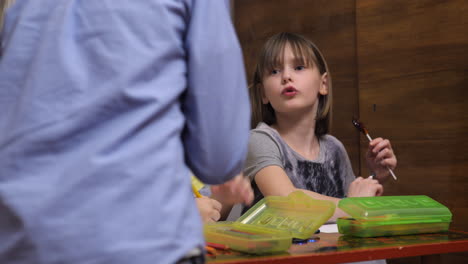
[273,113,320,160]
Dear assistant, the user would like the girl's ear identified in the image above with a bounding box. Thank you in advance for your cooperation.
[260,84,270,104]
[319,72,329,95]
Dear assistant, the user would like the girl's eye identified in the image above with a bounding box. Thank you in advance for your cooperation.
[295,65,305,71]
[270,69,280,75]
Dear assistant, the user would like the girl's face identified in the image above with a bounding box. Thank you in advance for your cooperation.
[261,43,328,118]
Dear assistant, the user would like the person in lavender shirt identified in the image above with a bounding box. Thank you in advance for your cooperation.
[0,1,250,263]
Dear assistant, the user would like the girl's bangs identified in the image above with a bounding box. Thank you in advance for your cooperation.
[260,38,316,75]
[289,40,316,68]
[261,40,286,74]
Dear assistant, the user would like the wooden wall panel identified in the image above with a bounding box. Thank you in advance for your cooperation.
[356,0,468,237]
[234,0,362,175]
[356,1,467,82]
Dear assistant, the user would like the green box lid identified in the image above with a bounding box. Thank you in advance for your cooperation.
[338,195,452,223]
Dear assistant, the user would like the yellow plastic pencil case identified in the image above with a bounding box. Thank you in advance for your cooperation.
[204,191,336,254]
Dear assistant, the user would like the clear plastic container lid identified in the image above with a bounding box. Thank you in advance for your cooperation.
[339,195,452,224]
[237,191,336,239]
[204,222,293,254]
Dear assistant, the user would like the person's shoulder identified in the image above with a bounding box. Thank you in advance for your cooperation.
[249,122,283,148]
[250,122,277,138]
[322,134,341,143]
[251,122,274,132]
[321,134,346,150]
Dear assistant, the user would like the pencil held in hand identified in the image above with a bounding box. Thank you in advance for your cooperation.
[352,117,397,181]
[192,183,202,198]
[352,118,372,141]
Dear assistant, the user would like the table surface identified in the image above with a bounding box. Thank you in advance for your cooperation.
[206,230,468,264]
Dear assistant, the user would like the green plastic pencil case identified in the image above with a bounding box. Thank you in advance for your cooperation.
[337,195,452,237]
[204,191,336,254]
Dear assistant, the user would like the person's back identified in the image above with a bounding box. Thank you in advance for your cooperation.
[0,1,250,263]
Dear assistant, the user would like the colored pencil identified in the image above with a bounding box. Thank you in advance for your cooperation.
[192,183,202,198]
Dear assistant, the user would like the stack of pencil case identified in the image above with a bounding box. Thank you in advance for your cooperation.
[337,195,452,237]
[204,191,335,254]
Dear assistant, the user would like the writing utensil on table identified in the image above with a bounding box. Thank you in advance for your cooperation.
[192,183,202,198]
[205,245,217,257]
[206,242,229,250]
[352,118,397,181]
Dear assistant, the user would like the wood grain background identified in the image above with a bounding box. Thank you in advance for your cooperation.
[234,1,468,262]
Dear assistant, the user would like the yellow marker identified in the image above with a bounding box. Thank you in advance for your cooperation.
[191,175,204,198]
[192,183,202,198]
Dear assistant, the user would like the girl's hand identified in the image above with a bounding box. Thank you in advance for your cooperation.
[210,174,254,206]
[195,196,222,223]
[348,177,383,197]
[365,137,397,183]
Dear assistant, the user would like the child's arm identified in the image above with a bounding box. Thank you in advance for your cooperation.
[255,166,383,222]
[210,174,254,221]
[365,137,397,183]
